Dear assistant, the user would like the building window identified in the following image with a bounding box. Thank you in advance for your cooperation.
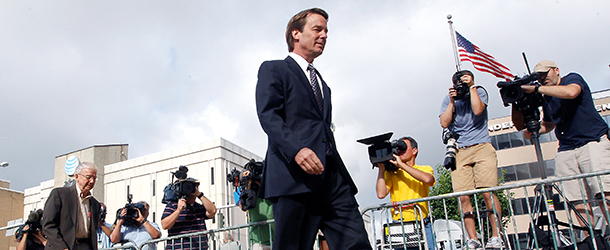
[153,180,156,196]
[211,167,214,185]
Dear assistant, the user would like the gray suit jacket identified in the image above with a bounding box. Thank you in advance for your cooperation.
[43,185,100,250]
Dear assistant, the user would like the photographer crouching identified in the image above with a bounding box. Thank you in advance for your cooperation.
[16,209,46,250]
[161,166,217,250]
[110,201,161,250]
[439,70,503,249]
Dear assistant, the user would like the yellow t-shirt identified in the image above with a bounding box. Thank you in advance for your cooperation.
[384,164,435,221]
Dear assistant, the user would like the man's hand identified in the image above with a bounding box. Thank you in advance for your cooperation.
[388,154,407,170]
[448,87,457,100]
[118,208,127,220]
[177,198,187,211]
[136,209,145,223]
[294,147,324,175]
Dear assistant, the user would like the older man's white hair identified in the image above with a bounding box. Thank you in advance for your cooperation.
[74,162,98,175]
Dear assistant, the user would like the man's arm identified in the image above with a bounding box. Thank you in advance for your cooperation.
[376,165,389,199]
[195,190,217,219]
[439,90,455,128]
[161,200,186,230]
[98,221,112,237]
[110,209,125,243]
[42,189,70,250]
[137,211,160,239]
[469,86,486,115]
[389,157,435,185]
[522,83,581,99]
[16,226,29,250]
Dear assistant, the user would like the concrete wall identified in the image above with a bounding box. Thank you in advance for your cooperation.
[0,180,24,250]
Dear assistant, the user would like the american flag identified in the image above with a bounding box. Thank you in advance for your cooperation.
[455,31,513,80]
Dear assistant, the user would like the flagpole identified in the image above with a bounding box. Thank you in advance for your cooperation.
[447,14,461,71]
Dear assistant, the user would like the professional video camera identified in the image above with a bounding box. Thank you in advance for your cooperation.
[15,209,43,241]
[162,166,200,204]
[497,72,544,127]
[441,128,460,171]
[357,132,408,172]
[120,194,143,219]
[227,159,264,211]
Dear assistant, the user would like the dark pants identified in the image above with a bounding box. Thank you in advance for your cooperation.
[271,166,372,250]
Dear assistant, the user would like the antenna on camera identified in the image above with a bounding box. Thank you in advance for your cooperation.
[522,52,532,74]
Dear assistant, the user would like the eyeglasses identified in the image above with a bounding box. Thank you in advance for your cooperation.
[80,175,98,182]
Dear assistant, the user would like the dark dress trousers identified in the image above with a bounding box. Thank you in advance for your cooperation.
[43,185,101,250]
[256,56,371,250]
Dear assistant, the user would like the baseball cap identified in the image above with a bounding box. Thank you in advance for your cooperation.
[534,60,557,73]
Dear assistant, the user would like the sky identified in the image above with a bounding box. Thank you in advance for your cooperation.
[0,0,609,209]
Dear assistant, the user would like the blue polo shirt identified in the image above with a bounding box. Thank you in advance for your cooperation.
[542,72,609,151]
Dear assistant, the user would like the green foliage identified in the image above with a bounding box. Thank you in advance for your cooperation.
[429,164,514,239]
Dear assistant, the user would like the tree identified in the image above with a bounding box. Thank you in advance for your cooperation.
[429,164,513,239]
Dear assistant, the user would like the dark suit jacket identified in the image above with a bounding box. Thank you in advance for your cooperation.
[255,56,358,199]
[43,185,100,250]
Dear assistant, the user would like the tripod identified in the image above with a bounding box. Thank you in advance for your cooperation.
[525,118,590,249]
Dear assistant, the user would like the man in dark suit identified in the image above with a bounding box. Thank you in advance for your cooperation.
[43,162,101,250]
[255,8,371,250]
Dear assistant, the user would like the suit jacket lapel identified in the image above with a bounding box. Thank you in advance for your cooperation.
[69,185,78,226]
[285,56,324,116]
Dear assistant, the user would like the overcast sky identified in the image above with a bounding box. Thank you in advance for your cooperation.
[1,1,609,208]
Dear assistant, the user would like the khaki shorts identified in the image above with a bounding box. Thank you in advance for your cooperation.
[452,142,498,192]
[556,134,610,201]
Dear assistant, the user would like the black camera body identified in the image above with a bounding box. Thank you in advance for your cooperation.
[227,159,264,211]
[452,71,472,100]
[454,81,470,100]
[442,129,460,171]
[15,209,43,241]
[497,73,544,127]
[161,166,200,204]
[357,132,408,172]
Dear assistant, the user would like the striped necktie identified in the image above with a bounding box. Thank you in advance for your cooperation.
[307,64,324,112]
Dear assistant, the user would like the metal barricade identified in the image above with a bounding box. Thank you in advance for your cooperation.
[362,168,610,250]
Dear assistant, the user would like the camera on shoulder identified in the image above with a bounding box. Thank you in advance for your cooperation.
[15,209,43,241]
[162,166,200,204]
[357,132,407,172]
[227,159,264,211]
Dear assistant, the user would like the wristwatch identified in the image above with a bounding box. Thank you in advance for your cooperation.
[197,192,204,199]
[535,85,540,93]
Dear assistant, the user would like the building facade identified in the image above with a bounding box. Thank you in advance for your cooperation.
[0,180,24,250]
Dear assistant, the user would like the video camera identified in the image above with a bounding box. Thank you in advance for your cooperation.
[227,159,264,211]
[15,209,43,241]
[357,132,408,172]
[497,72,544,127]
[162,166,200,204]
[120,194,144,219]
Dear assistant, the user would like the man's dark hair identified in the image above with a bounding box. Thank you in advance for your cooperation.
[452,70,474,85]
[285,8,328,52]
[399,136,418,157]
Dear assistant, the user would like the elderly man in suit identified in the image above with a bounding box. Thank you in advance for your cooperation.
[255,7,371,250]
[43,162,101,250]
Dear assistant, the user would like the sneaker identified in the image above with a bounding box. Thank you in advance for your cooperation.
[485,236,504,249]
[467,239,483,250]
